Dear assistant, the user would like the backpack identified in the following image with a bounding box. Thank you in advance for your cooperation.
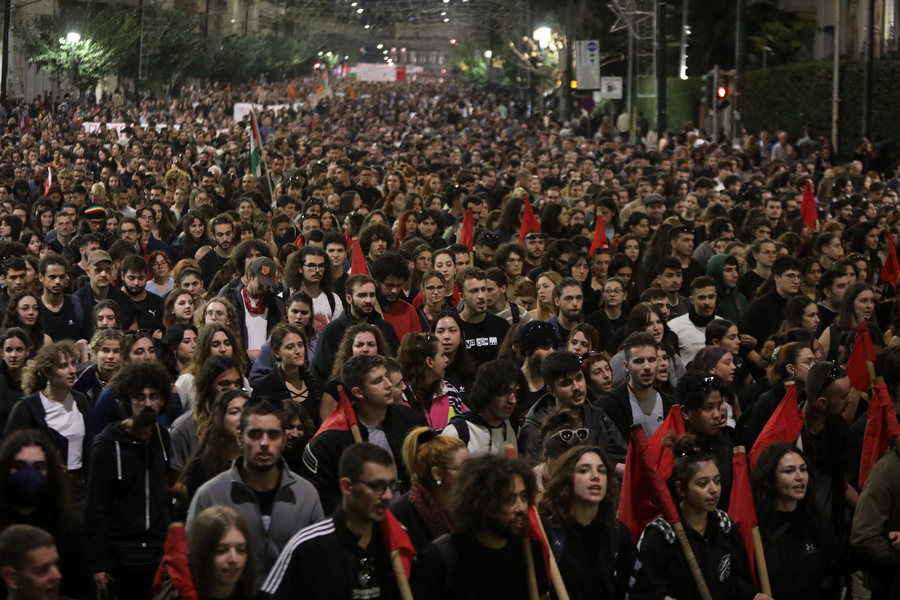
[509,301,520,324]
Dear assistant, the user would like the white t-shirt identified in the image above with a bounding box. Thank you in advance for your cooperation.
[40,392,84,471]
[243,300,269,352]
[628,388,665,439]
[311,291,344,333]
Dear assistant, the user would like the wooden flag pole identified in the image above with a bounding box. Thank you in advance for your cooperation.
[390,550,414,600]
[337,385,362,443]
[672,523,714,600]
[534,515,571,600]
[522,538,540,600]
[751,527,772,596]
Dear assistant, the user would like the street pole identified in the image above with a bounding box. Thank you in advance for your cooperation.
[832,0,840,154]
[678,0,688,79]
[561,0,574,122]
[626,28,633,120]
[656,0,667,135]
[733,0,745,143]
[712,64,718,141]
[862,0,874,139]
[0,0,10,103]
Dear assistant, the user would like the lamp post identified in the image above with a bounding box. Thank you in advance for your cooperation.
[67,32,80,100]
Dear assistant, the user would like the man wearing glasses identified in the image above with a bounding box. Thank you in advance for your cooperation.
[190,399,324,583]
[518,351,627,468]
[265,443,403,599]
[85,362,174,599]
[522,230,545,273]
[740,256,803,351]
[302,355,425,514]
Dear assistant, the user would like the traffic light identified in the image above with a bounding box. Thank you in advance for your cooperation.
[716,82,731,110]
[700,74,711,107]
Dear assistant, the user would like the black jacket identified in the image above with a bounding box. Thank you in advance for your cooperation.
[518,392,628,466]
[628,510,758,600]
[261,505,401,599]
[310,308,400,382]
[545,519,636,600]
[389,492,432,553]
[595,382,675,442]
[301,403,426,514]
[223,282,285,350]
[72,283,142,337]
[739,288,790,351]
[6,391,93,470]
[251,366,323,429]
[84,421,172,574]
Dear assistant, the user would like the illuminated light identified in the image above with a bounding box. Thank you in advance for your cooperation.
[449,38,456,44]
[383,49,388,53]
[443,18,449,22]
[364,24,370,28]
[534,27,551,49]
[391,47,396,51]
[318,51,323,55]
[377,44,383,49]
[570,80,577,88]
[401,48,406,52]
[484,50,492,58]
[314,63,321,69]
[357,8,363,12]
[441,68,447,73]
[461,66,466,71]
[717,86,730,99]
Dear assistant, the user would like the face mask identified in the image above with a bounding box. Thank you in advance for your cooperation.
[7,465,47,507]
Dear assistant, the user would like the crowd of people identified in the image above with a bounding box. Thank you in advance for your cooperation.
[0,76,900,600]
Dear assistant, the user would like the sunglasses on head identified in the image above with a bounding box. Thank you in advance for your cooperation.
[553,428,590,443]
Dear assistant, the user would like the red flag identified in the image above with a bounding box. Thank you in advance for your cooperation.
[881,233,900,288]
[526,506,552,578]
[315,388,358,437]
[846,319,876,392]
[648,405,685,482]
[859,382,900,487]
[748,384,803,469]
[293,232,305,248]
[727,449,759,588]
[518,199,541,243]
[589,214,610,257]
[349,239,369,276]
[460,207,475,251]
[44,168,52,196]
[618,427,681,543]
[800,180,817,231]
[152,524,198,600]
[382,509,417,577]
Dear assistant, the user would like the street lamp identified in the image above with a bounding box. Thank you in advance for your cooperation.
[533,27,551,49]
[67,31,80,44]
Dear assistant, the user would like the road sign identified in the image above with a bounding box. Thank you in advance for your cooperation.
[600,76,623,99]
[580,97,596,111]
[574,40,600,90]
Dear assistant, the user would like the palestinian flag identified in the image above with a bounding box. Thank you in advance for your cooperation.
[250,111,263,177]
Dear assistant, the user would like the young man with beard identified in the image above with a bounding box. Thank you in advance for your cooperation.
[518,351,627,468]
[473,232,500,270]
[198,215,235,288]
[414,209,447,250]
[816,269,849,334]
[371,251,421,340]
[323,232,349,307]
[284,246,343,334]
[302,355,425,514]
[224,256,285,362]
[456,268,510,365]
[72,250,140,337]
[597,332,674,441]
[265,443,405,599]
[120,255,164,334]
[68,233,99,288]
[38,255,91,344]
[668,276,720,364]
[311,275,400,382]
[654,257,691,320]
[85,362,173,600]
[410,453,549,600]
[740,256,802,352]
[188,399,324,582]
[548,278,584,347]
[359,223,392,274]
[485,268,532,325]
[522,230,545,273]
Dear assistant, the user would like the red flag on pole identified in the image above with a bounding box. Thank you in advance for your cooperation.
[728,449,759,588]
[846,319,876,392]
[748,384,803,469]
[526,506,552,577]
[859,382,900,487]
[315,388,358,437]
[382,509,417,577]
[293,233,305,248]
[152,524,199,600]
[349,239,370,276]
[589,214,610,257]
[519,199,541,243]
[800,180,818,231]
[460,207,475,251]
[648,405,686,482]
[881,233,900,289]
[44,168,52,196]
[618,427,681,543]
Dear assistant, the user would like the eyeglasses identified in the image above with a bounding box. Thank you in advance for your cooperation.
[605,288,624,296]
[355,478,399,496]
[524,233,545,241]
[814,363,842,398]
[779,273,801,280]
[700,376,724,393]
[553,428,590,443]
[425,285,444,293]
[132,392,163,402]
[303,263,326,270]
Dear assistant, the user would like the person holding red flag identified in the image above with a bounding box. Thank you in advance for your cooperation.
[410,452,550,600]
[302,354,426,514]
[264,443,411,599]
[751,443,843,600]
[539,445,637,600]
[628,434,770,600]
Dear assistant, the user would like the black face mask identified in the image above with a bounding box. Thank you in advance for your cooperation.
[7,465,47,508]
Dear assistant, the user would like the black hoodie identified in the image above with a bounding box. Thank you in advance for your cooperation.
[85,421,171,574]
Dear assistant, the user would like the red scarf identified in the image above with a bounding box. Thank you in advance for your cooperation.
[408,482,453,539]
[242,285,267,315]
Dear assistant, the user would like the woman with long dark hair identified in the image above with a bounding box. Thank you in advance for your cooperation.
[158,324,198,379]
[432,310,476,402]
[252,323,322,428]
[751,442,841,600]
[848,222,883,284]
[397,332,464,429]
[0,328,29,428]
[540,445,636,600]
[0,290,50,352]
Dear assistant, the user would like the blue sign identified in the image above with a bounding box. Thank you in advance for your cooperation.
[587,41,598,52]
[581,98,596,111]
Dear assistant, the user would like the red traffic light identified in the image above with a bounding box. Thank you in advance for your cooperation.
[716,86,730,99]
